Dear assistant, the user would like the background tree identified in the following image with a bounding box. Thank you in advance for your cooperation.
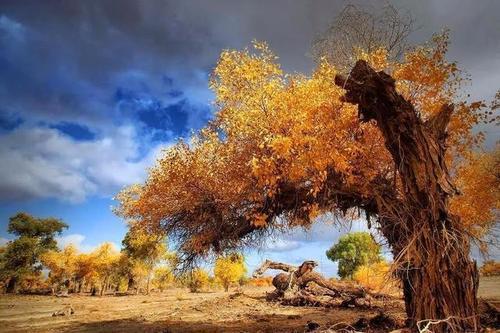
[214,253,246,292]
[353,260,395,292]
[152,266,174,292]
[185,268,209,293]
[41,244,78,294]
[73,252,95,293]
[116,9,499,331]
[480,260,500,277]
[326,232,382,279]
[90,242,120,296]
[0,213,67,293]
[121,224,169,294]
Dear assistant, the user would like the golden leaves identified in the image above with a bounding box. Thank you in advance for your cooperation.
[115,34,498,257]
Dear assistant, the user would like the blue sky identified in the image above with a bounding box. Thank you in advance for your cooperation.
[0,0,498,277]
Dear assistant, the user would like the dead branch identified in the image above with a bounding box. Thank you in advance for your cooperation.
[253,259,390,309]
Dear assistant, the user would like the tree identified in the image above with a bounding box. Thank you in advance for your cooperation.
[41,244,78,294]
[152,266,174,292]
[0,213,67,293]
[480,260,500,277]
[121,224,169,294]
[73,252,95,293]
[326,232,382,279]
[185,268,209,293]
[312,4,413,73]
[90,242,120,296]
[214,253,246,291]
[116,28,498,333]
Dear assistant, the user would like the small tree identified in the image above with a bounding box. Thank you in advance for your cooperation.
[90,242,120,296]
[480,260,500,277]
[73,253,95,293]
[214,253,246,292]
[186,268,209,293]
[326,232,382,279]
[152,266,174,292]
[353,260,395,292]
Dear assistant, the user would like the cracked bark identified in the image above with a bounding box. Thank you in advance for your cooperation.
[335,60,479,332]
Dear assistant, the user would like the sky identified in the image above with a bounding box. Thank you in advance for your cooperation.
[0,0,498,277]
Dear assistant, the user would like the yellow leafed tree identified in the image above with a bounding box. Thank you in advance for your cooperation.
[214,253,246,292]
[117,29,499,332]
[41,244,78,293]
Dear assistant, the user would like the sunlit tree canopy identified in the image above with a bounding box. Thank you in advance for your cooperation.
[116,33,498,266]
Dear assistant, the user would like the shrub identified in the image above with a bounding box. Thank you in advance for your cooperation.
[152,266,174,292]
[214,253,246,291]
[353,260,397,292]
[248,276,273,287]
[480,260,500,276]
[186,268,209,292]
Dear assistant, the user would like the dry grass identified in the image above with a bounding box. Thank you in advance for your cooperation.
[0,277,497,333]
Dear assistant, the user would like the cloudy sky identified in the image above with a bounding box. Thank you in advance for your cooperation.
[0,0,498,276]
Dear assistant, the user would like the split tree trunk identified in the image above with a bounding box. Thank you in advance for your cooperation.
[335,60,479,332]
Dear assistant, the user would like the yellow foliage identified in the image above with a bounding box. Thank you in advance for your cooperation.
[214,253,246,291]
[186,268,209,292]
[41,244,78,285]
[248,276,273,287]
[480,260,500,277]
[353,261,397,293]
[116,32,497,260]
[152,266,174,291]
[450,146,500,238]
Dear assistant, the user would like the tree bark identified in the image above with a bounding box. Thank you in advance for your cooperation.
[335,60,479,332]
[254,260,372,303]
[6,277,18,294]
[127,276,135,291]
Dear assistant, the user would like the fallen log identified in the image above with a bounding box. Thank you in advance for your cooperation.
[253,259,392,308]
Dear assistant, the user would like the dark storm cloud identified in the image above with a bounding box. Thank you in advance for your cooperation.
[0,0,498,201]
[2,0,498,124]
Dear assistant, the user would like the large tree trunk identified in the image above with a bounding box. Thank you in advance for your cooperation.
[335,60,479,332]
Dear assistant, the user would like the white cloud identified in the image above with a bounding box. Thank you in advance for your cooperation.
[262,238,301,252]
[0,125,170,202]
[56,233,119,253]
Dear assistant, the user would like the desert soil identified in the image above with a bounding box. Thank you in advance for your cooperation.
[0,277,498,333]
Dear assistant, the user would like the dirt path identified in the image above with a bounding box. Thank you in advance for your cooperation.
[0,278,498,333]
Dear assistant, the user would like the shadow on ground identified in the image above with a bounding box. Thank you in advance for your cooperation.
[61,314,318,333]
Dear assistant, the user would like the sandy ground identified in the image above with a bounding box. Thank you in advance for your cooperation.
[0,277,498,333]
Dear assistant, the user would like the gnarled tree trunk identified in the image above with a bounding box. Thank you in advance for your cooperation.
[335,60,479,332]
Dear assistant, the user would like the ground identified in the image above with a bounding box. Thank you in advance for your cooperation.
[0,277,498,333]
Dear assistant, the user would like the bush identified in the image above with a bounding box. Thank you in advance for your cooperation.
[247,276,273,287]
[152,266,174,292]
[214,253,246,292]
[353,260,397,292]
[480,260,500,276]
[186,268,209,292]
